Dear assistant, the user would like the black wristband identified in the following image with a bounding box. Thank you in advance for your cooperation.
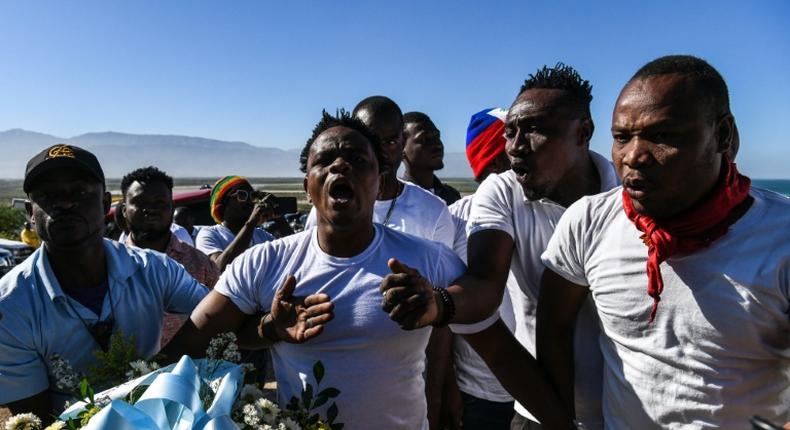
[432,286,455,326]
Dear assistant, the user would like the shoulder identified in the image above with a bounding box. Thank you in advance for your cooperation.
[449,194,474,218]
[0,253,40,309]
[244,229,311,262]
[197,224,222,237]
[476,170,519,200]
[379,226,455,260]
[402,181,449,211]
[561,187,624,229]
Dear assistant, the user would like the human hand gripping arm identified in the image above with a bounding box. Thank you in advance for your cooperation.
[535,268,590,420]
[379,230,515,329]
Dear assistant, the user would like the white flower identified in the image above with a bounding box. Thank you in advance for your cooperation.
[255,397,280,421]
[43,422,66,430]
[209,378,223,394]
[239,384,265,401]
[206,332,239,361]
[280,418,301,430]
[241,403,261,427]
[125,359,161,380]
[4,413,42,430]
[49,355,79,392]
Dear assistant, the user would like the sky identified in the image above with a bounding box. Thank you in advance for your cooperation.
[0,0,788,178]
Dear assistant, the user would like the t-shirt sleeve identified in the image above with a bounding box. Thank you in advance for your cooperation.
[467,174,515,239]
[214,246,272,315]
[196,228,224,256]
[0,302,50,403]
[540,197,591,287]
[432,206,456,249]
[161,256,209,314]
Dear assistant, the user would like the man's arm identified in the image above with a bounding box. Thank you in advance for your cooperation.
[536,268,589,417]
[448,230,514,323]
[162,277,334,360]
[464,319,575,429]
[209,222,259,272]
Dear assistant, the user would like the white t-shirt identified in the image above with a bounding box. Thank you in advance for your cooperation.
[448,194,517,402]
[305,180,455,248]
[541,186,790,429]
[214,224,466,430]
[118,223,194,247]
[195,224,276,256]
[463,151,618,427]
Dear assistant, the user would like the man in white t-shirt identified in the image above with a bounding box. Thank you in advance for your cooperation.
[447,107,518,429]
[382,64,617,429]
[539,55,790,429]
[164,111,465,430]
[195,176,277,271]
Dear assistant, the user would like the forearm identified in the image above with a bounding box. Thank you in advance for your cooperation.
[463,320,575,430]
[214,222,257,270]
[446,273,505,324]
[236,313,279,349]
[536,319,576,415]
[425,326,452,428]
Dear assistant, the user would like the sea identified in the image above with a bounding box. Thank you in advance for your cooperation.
[753,179,790,197]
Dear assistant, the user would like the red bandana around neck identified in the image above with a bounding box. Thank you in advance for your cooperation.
[622,156,751,323]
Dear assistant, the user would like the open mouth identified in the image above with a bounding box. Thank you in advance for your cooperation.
[328,179,355,204]
[623,176,653,200]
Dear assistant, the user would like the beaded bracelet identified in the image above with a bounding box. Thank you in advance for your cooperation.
[432,286,455,326]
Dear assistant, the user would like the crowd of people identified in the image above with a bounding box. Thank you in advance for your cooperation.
[0,54,788,430]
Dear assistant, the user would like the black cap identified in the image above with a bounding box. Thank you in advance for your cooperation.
[24,144,105,193]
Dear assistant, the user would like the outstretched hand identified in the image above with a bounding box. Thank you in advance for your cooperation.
[269,275,334,343]
[380,258,439,330]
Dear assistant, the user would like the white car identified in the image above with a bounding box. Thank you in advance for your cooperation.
[0,247,15,277]
[0,238,34,266]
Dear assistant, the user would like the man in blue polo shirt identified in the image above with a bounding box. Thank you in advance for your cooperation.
[0,144,208,419]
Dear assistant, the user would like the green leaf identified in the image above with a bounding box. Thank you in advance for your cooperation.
[79,378,90,400]
[308,413,319,424]
[313,360,325,385]
[313,394,330,409]
[87,384,95,404]
[330,422,344,430]
[301,383,314,409]
[327,402,338,423]
[316,387,340,398]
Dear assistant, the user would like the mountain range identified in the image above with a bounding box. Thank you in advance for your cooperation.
[0,129,473,178]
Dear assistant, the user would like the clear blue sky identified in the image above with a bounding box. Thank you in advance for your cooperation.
[0,0,788,178]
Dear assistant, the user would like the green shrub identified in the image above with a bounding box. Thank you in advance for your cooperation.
[0,205,26,240]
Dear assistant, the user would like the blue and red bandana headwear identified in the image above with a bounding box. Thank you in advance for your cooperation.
[210,175,249,223]
[465,108,508,178]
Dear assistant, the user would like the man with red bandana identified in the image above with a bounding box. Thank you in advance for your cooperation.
[538,55,790,428]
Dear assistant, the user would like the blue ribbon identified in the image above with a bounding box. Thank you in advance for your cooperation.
[61,356,244,430]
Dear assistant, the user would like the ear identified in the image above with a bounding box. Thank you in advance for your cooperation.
[103,192,112,216]
[578,118,595,147]
[302,177,311,203]
[715,114,736,157]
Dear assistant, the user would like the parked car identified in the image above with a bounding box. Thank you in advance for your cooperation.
[0,238,35,265]
[0,248,15,277]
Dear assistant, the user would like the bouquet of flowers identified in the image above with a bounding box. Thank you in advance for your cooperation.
[4,333,342,430]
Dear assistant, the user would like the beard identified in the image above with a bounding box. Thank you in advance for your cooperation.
[129,224,171,244]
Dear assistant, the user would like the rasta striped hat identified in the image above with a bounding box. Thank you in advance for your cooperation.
[210,175,249,223]
[466,108,508,179]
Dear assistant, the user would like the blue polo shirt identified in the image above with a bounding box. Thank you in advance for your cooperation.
[0,239,208,405]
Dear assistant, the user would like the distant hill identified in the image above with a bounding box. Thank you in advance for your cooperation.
[0,129,474,178]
